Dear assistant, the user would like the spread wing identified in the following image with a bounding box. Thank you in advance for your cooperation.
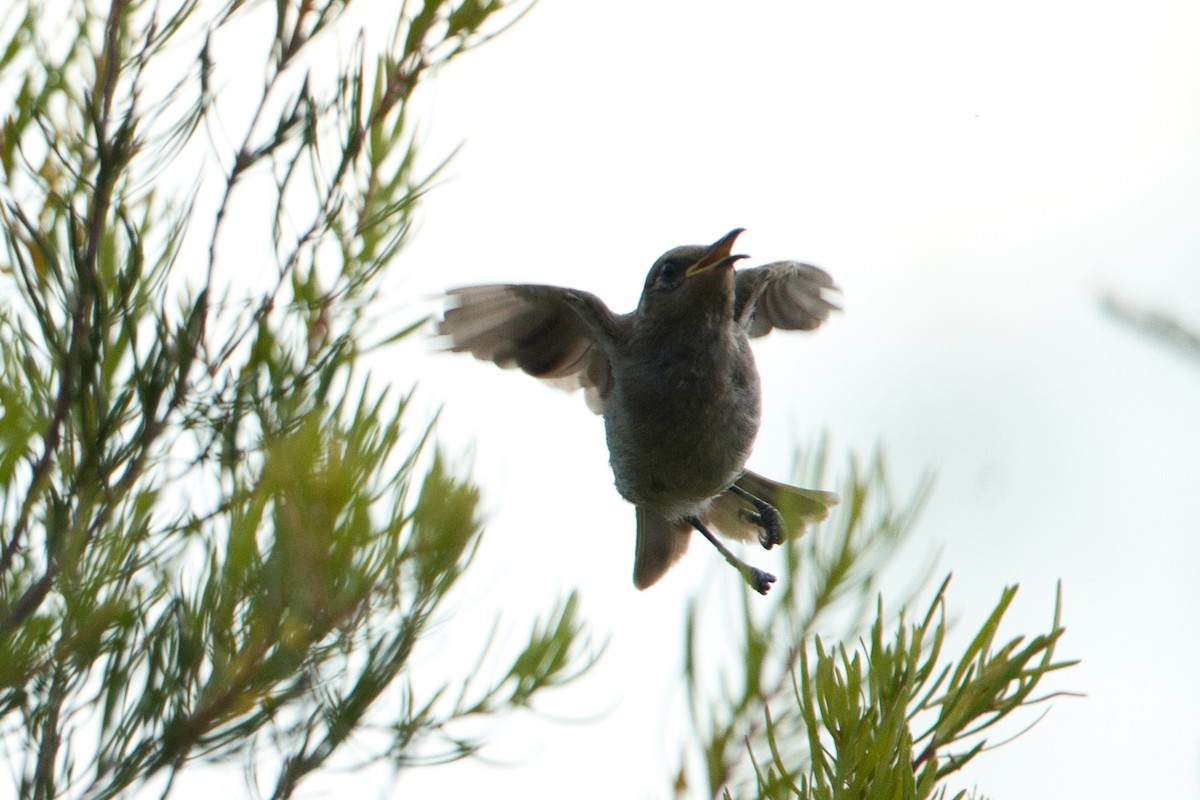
[437,284,618,414]
[734,261,841,338]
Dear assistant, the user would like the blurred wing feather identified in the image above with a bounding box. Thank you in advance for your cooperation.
[438,284,616,413]
[735,262,841,338]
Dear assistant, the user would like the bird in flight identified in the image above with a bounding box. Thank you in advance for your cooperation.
[438,229,840,593]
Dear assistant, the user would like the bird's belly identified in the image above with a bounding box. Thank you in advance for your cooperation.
[603,355,761,519]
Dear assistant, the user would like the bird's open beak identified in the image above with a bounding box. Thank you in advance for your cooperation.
[686,228,748,277]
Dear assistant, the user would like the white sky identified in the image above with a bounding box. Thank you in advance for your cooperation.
[222,0,1200,797]
[377,1,1200,798]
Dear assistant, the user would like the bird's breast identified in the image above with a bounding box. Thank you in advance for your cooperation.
[603,332,762,518]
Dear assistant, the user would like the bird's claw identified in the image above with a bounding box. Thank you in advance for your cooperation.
[690,513,779,596]
[733,485,787,550]
[746,567,777,595]
[750,504,786,550]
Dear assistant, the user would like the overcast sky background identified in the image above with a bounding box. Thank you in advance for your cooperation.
[252,0,1200,797]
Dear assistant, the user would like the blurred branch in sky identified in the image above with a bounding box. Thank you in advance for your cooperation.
[677,451,1077,800]
[1101,290,1200,368]
[0,0,594,798]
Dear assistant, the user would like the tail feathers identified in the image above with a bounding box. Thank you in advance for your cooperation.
[707,470,839,543]
[632,508,691,590]
[736,470,839,519]
[631,471,838,590]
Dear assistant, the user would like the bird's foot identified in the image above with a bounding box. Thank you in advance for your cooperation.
[689,515,778,596]
[748,505,785,550]
[744,566,777,595]
[730,485,786,550]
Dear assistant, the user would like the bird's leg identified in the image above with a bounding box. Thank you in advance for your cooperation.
[687,516,776,595]
[728,484,786,550]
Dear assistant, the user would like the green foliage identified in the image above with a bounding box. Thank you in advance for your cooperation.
[0,1,1079,798]
[0,1,592,798]
[680,453,1077,799]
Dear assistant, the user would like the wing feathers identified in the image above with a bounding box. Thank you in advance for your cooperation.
[735,262,841,338]
[439,284,615,413]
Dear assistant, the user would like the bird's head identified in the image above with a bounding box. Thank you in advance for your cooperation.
[636,228,747,323]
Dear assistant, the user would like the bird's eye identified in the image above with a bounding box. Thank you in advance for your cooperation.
[657,258,687,288]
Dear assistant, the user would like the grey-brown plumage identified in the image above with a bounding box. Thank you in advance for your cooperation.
[438,229,840,593]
